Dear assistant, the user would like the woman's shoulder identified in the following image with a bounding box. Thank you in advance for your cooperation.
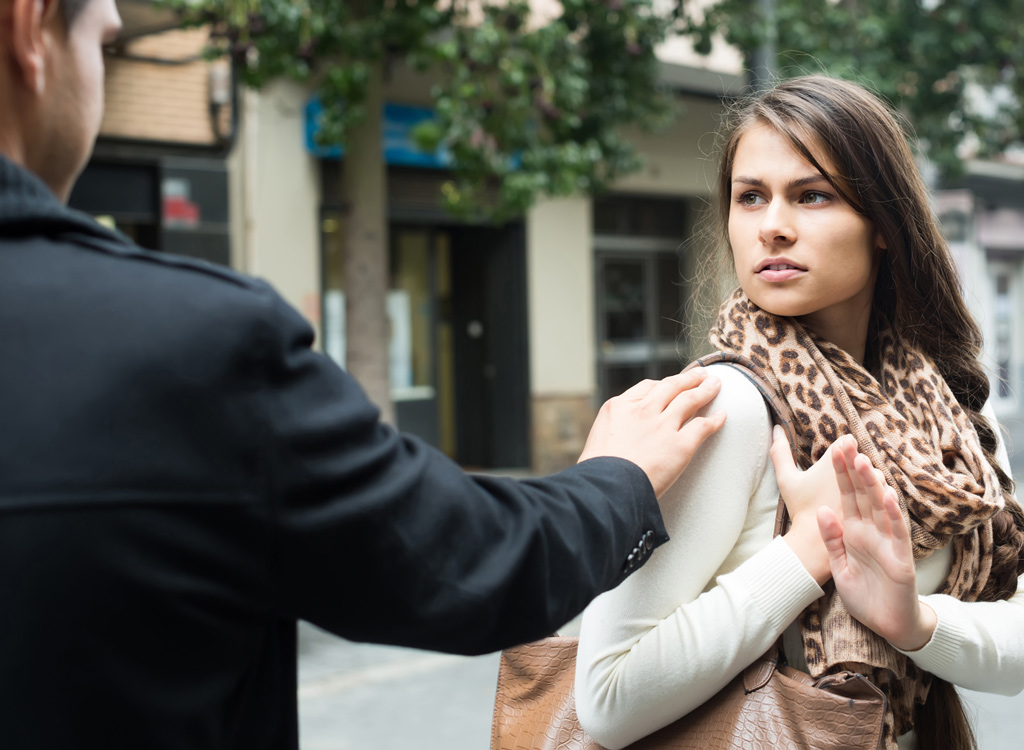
[701,362,774,429]
[671,362,775,487]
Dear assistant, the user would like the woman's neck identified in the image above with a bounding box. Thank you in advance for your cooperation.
[797,297,873,365]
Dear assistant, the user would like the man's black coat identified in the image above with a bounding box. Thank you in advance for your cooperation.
[0,157,667,749]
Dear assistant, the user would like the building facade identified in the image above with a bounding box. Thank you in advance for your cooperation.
[938,161,1024,472]
[101,4,1024,475]
[91,4,745,473]
[73,11,234,268]
[227,55,743,472]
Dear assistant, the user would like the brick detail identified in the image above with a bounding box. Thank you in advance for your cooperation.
[101,27,230,145]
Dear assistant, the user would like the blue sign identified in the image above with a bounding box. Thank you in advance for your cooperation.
[305,99,452,169]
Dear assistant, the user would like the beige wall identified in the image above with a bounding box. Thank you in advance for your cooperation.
[526,197,595,395]
[228,81,322,338]
[615,96,724,196]
[524,95,726,394]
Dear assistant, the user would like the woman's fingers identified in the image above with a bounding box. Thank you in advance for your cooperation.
[831,440,862,523]
[850,454,893,532]
[817,505,848,573]
[882,488,912,556]
[846,452,869,517]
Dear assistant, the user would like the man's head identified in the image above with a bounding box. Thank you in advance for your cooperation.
[0,0,122,201]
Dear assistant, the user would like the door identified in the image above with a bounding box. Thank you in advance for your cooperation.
[451,224,530,468]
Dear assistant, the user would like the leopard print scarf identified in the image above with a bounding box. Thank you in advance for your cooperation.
[711,288,1005,748]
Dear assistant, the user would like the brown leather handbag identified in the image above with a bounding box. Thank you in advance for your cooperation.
[490,636,886,750]
[490,354,888,750]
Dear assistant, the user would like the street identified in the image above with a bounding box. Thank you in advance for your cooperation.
[298,623,499,750]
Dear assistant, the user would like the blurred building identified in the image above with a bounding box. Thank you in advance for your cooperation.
[937,161,1024,468]
[100,3,1023,475]
[236,48,744,473]
[73,2,233,266]
[91,2,745,473]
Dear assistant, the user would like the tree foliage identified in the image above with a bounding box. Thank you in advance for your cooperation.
[680,0,1024,175]
[167,0,680,220]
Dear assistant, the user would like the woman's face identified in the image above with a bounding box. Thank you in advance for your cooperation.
[728,124,884,353]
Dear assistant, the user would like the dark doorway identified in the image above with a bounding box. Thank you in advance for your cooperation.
[382,222,530,469]
[450,224,530,469]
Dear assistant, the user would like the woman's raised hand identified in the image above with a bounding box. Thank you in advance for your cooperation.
[770,427,852,584]
[817,441,937,651]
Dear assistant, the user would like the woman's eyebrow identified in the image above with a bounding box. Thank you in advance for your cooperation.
[731,175,830,189]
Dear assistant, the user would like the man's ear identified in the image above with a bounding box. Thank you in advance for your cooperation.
[8,0,60,95]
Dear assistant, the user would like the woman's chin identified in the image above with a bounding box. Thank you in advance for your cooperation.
[742,290,808,318]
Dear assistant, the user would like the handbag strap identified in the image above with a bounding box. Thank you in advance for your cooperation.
[683,352,803,681]
[683,351,799,538]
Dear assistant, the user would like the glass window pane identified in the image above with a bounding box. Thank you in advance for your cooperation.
[635,199,686,238]
[656,358,684,379]
[657,253,684,340]
[593,197,630,235]
[321,211,346,367]
[601,260,646,341]
[391,231,434,394]
[593,195,686,238]
[604,365,647,401]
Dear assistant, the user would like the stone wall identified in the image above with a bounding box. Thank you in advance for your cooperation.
[530,394,597,475]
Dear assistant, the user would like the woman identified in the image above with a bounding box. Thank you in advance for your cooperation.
[574,76,1024,750]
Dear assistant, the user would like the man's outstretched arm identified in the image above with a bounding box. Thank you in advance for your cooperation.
[252,288,723,654]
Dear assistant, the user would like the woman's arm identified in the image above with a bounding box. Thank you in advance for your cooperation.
[898,583,1024,695]
[574,366,824,750]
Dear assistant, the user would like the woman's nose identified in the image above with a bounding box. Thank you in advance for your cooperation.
[758,200,796,245]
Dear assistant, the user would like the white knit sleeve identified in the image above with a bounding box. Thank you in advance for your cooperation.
[897,582,1024,695]
[894,402,1024,696]
[574,365,824,750]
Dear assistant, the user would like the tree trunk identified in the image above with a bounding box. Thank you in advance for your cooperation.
[341,62,394,424]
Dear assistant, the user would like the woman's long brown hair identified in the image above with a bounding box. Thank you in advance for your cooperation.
[711,75,1024,749]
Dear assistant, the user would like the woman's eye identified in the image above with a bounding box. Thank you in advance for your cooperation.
[736,192,764,206]
[801,191,830,205]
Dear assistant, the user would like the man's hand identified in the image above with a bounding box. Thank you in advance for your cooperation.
[817,445,936,652]
[578,368,726,498]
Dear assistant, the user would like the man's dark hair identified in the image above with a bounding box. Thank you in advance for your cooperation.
[59,0,91,27]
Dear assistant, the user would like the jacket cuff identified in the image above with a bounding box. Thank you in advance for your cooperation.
[572,457,668,582]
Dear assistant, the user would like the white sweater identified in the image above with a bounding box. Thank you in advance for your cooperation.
[575,364,1024,750]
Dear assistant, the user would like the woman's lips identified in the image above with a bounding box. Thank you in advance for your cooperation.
[756,260,806,282]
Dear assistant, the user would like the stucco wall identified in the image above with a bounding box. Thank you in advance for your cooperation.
[228,81,322,338]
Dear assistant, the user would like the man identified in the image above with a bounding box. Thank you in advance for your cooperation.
[0,0,725,747]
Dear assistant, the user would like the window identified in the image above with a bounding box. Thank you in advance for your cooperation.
[594,196,691,401]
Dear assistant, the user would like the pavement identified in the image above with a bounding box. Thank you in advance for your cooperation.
[297,623,501,750]
[298,441,1024,750]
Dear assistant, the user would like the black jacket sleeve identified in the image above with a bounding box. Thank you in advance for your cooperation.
[252,288,668,655]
